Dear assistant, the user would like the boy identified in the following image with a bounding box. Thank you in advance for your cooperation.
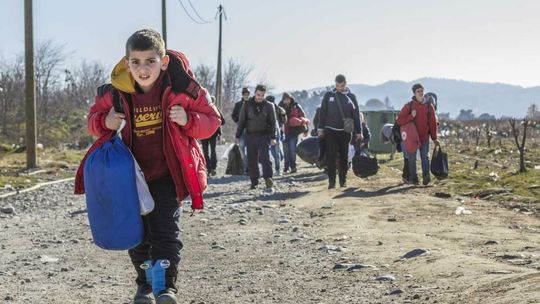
[75,29,221,303]
[396,83,439,185]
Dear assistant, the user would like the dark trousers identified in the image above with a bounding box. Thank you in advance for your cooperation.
[201,134,218,171]
[128,175,183,288]
[325,129,351,184]
[246,134,272,184]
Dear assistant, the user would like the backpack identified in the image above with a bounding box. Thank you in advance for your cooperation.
[225,144,244,175]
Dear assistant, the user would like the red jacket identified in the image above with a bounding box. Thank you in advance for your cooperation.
[396,98,438,143]
[74,50,221,210]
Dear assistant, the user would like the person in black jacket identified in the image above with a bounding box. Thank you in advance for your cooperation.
[235,85,277,190]
[201,96,225,177]
[231,87,250,173]
[318,74,363,189]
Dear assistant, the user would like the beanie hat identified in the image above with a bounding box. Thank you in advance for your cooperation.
[242,87,250,94]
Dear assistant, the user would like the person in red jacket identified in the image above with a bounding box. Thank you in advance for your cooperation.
[279,92,309,173]
[74,29,221,303]
[396,83,439,185]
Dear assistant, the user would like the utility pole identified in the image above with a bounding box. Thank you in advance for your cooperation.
[215,4,224,111]
[24,0,37,169]
[162,0,167,47]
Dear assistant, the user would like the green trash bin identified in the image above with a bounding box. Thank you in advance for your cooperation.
[363,110,399,153]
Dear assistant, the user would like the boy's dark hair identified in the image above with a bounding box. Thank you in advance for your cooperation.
[266,95,275,103]
[125,29,166,58]
[255,84,267,92]
[412,83,424,93]
[335,74,346,84]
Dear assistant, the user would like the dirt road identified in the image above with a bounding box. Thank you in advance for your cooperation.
[1,153,539,303]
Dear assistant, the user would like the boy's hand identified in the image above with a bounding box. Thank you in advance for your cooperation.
[170,106,188,126]
[270,139,277,146]
[355,133,364,142]
[105,107,125,130]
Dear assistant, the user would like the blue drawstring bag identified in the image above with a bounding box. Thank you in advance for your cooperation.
[83,128,144,250]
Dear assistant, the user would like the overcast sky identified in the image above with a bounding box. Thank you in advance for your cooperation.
[1,0,539,92]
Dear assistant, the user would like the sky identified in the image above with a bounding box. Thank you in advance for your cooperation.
[1,0,540,92]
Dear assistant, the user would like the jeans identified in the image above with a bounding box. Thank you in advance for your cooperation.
[269,140,282,172]
[283,134,299,170]
[407,141,430,180]
[238,131,248,173]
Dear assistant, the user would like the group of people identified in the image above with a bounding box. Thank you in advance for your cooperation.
[77,28,440,303]
[232,85,310,190]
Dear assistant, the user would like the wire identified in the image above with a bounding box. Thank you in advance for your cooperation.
[187,0,214,23]
[177,0,213,24]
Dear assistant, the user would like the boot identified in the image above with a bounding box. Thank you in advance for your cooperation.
[402,158,409,183]
[134,284,155,304]
[265,177,274,189]
[152,259,179,304]
[133,260,155,304]
[422,174,431,186]
[156,288,178,304]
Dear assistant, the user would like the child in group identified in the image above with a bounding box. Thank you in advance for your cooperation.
[74,28,221,304]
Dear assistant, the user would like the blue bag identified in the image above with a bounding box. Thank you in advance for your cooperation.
[83,133,144,250]
[83,89,144,250]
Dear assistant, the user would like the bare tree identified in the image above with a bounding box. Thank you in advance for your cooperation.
[222,58,252,104]
[509,118,529,173]
[0,56,25,138]
[35,40,69,122]
[194,64,216,96]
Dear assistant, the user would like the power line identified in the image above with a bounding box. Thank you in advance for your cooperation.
[187,0,214,23]
[177,0,213,24]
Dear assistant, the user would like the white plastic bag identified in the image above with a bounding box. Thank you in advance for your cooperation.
[221,143,235,160]
[118,120,155,215]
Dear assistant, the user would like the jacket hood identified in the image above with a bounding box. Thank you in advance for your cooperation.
[111,58,136,93]
[111,49,201,99]
[332,87,351,95]
[280,92,296,106]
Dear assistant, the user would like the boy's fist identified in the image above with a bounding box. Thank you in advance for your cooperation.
[170,105,188,126]
[105,107,125,130]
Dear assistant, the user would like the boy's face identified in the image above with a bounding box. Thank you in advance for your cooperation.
[125,49,169,93]
[414,88,424,101]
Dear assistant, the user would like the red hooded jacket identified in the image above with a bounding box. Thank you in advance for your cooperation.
[396,98,438,144]
[74,50,221,210]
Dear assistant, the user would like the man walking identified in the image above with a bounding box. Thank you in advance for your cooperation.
[317,75,363,189]
[235,85,277,190]
[396,83,439,185]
